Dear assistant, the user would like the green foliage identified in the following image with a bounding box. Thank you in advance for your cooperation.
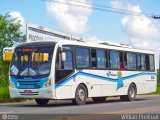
[0,87,10,100]
[0,12,26,102]
[0,58,10,86]
[0,58,26,102]
[157,69,160,82]
[0,13,25,54]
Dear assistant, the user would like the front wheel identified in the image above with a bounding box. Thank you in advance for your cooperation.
[35,99,49,106]
[120,84,137,101]
[72,84,87,105]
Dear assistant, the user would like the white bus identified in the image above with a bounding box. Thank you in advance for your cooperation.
[9,40,156,106]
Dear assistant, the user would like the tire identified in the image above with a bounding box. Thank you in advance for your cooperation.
[120,84,137,101]
[35,99,49,106]
[92,97,106,103]
[72,84,88,105]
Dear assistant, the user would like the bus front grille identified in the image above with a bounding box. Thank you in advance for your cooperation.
[17,80,41,89]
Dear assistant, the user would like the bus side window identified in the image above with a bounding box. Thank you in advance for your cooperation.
[149,55,155,71]
[141,54,146,70]
[61,50,73,69]
[109,51,120,69]
[145,55,150,70]
[96,49,106,68]
[119,52,123,70]
[137,54,141,70]
[91,49,97,68]
[124,52,127,69]
[76,47,90,68]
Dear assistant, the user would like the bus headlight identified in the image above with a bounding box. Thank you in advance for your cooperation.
[43,79,52,88]
[9,81,15,88]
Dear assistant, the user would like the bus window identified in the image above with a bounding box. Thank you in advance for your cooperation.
[76,47,90,68]
[61,51,73,69]
[141,54,146,70]
[109,51,120,69]
[96,49,106,68]
[145,55,150,70]
[91,49,97,68]
[149,55,155,71]
[137,54,141,70]
[125,52,137,70]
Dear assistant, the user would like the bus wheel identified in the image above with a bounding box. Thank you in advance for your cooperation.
[72,84,87,105]
[120,84,137,101]
[92,97,106,103]
[35,99,49,106]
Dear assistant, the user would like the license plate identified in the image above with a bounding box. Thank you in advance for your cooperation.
[24,90,32,94]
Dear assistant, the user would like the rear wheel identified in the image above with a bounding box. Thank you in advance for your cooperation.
[92,97,106,103]
[35,99,49,106]
[72,84,87,105]
[120,84,137,101]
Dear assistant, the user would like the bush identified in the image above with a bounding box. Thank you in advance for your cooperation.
[0,58,10,87]
[0,58,25,103]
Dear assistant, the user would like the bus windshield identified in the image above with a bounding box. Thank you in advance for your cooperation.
[10,45,54,77]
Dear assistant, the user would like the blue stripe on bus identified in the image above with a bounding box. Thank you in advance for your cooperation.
[55,72,156,89]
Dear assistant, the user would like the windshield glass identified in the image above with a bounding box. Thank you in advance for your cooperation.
[10,45,54,77]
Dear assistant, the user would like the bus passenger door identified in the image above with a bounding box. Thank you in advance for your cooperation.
[55,46,74,99]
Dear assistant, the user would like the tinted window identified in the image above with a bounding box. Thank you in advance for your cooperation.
[62,51,73,69]
[76,47,90,68]
[109,51,120,69]
[149,55,155,71]
[141,54,146,70]
[91,49,97,68]
[96,49,106,68]
[126,53,137,70]
[137,54,141,70]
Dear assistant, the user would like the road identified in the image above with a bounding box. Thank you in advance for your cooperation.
[0,95,160,120]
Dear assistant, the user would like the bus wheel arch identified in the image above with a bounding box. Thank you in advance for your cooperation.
[72,83,88,105]
[120,82,137,101]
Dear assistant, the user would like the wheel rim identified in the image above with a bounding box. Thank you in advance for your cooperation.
[77,88,85,102]
[130,87,135,98]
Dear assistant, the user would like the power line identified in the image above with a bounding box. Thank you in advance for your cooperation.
[43,0,154,17]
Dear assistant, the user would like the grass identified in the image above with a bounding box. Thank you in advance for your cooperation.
[152,82,160,94]
[0,86,9,98]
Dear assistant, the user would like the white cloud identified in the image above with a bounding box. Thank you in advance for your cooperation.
[9,11,25,31]
[111,0,160,51]
[46,0,92,35]
[111,0,141,14]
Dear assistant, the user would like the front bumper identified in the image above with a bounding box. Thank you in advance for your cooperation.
[9,87,55,99]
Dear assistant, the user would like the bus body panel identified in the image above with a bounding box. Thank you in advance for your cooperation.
[55,69,156,99]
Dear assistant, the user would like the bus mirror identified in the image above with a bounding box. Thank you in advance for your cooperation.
[62,52,66,61]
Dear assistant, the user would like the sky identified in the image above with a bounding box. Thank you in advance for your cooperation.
[1,0,160,67]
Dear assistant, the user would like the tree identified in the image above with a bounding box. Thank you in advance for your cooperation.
[0,13,25,54]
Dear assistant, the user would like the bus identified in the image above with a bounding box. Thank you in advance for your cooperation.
[9,40,157,106]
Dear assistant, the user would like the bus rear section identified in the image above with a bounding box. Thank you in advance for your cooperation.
[9,42,56,104]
